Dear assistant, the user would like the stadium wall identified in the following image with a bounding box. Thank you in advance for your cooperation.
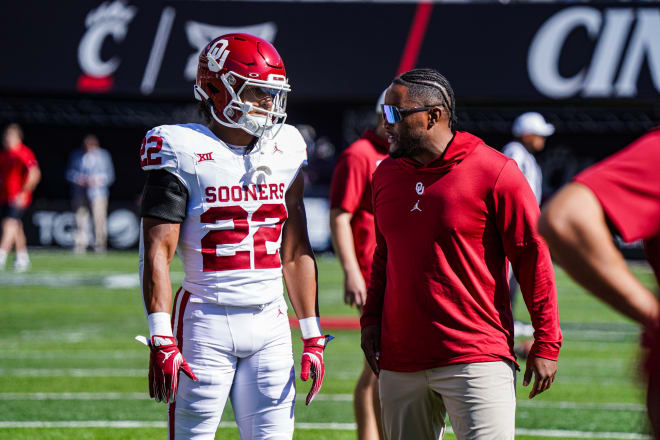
[0,1,658,251]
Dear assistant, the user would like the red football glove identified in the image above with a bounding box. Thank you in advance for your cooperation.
[148,335,196,404]
[300,335,333,405]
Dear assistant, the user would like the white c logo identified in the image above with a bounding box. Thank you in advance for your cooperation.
[528,7,602,99]
[78,1,137,77]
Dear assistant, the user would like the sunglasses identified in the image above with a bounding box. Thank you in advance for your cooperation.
[381,104,442,124]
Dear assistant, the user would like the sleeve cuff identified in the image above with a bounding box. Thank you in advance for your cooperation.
[529,340,561,361]
[360,315,381,330]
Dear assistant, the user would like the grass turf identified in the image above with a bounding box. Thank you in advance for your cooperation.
[0,250,656,439]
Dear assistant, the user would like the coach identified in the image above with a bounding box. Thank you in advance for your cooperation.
[360,68,562,440]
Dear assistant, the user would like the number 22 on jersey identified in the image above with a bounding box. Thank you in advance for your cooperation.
[200,203,287,272]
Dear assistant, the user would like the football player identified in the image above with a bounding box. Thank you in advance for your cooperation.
[137,33,332,440]
[538,128,660,436]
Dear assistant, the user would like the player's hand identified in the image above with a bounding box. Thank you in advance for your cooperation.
[300,335,333,405]
[361,324,380,376]
[344,270,367,307]
[523,354,557,399]
[138,335,197,403]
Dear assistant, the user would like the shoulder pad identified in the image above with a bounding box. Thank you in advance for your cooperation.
[140,126,178,172]
[271,124,308,163]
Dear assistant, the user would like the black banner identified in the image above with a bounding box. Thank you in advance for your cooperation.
[1,1,659,101]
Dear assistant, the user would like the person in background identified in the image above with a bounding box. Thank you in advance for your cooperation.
[0,123,40,272]
[502,112,554,339]
[538,127,660,437]
[330,90,389,440]
[66,134,115,253]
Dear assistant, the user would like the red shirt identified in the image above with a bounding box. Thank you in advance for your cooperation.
[573,128,660,388]
[329,130,389,283]
[0,143,38,204]
[361,131,562,372]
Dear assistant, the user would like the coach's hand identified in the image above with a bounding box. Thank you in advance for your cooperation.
[523,355,557,399]
[145,335,197,404]
[361,325,380,376]
[300,335,333,405]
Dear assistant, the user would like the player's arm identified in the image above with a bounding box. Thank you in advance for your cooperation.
[494,161,561,399]
[13,164,40,208]
[23,164,41,193]
[282,172,332,405]
[140,169,188,319]
[282,172,319,320]
[539,183,660,326]
[139,169,195,404]
[329,208,367,307]
[329,151,369,307]
[142,218,179,317]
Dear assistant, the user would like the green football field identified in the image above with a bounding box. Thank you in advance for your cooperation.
[0,250,656,439]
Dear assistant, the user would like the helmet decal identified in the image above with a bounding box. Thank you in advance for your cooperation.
[207,39,229,72]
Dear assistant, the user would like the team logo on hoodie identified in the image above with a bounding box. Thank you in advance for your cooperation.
[416,182,424,195]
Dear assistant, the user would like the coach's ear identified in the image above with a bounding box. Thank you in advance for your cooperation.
[427,107,442,129]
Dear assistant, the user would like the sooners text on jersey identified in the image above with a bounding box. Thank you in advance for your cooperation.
[139,123,307,306]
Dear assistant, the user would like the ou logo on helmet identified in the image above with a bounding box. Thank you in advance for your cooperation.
[207,39,230,72]
[528,7,660,98]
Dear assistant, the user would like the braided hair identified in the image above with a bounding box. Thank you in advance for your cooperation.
[393,68,457,132]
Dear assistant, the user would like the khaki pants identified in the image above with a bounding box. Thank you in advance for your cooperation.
[379,361,516,440]
[73,196,108,253]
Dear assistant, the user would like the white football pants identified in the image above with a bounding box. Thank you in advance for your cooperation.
[169,290,296,440]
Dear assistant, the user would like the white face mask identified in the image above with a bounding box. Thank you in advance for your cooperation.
[238,113,270,137]
[195,72,290,138]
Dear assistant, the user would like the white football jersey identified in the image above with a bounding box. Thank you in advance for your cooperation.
[138,123,308,306]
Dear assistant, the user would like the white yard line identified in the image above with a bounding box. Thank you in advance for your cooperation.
[0,369,354,380]
[0,392,646,412]
[513,428,650,439]
[0,393,146,400]
[0,392,353,402]
[0,369,145,377]
[0,421,650,438]
[0,368,640,386]
[0,272,184,289]
[3,351,144,360]
[553,376,637,385]
[516,401,645,412]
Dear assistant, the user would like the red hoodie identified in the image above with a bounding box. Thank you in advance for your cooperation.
[361,131,562,372]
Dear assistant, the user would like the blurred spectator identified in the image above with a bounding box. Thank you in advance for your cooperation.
[66,134,115,253]
[0,123,41,272]
[502,112,554,338]
[297,124,335,195]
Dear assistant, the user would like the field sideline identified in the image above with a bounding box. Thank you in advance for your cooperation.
[0,250,656,439]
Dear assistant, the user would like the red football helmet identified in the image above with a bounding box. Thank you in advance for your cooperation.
[194,33,290,137]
